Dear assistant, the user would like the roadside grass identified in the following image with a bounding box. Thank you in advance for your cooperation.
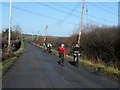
[0,63,2,78]
[67,55,120,80]
[77,60,120,80]
[33,43,120,80]
[1,41,24,77]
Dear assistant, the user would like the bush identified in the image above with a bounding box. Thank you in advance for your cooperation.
[80,26,119,68]
[2,41,24,76]
[32,25,119,69]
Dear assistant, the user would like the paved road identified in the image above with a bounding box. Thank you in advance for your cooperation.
[2,42,118,88]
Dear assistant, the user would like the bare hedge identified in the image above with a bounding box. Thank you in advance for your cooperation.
[32,26,119,69]
[80,26,119,68]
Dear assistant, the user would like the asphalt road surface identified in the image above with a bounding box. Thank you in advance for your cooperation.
[2,42,118,88]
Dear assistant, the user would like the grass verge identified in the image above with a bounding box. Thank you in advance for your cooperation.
[33,43,120,80]
[66,55,120,80]
[1,41,24,77]
[77,59,120,80]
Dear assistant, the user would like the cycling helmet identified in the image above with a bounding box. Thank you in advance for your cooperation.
[61,44,64,47]
[75,43,79,47]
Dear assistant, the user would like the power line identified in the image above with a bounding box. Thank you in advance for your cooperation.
[49,2,77,12]
[3,2,116,28]
[3,3,79,26]
[95,3,118,14]
[50,2,117,26]
[87,13,116,24]
[35,2,116,24]
[34,2,80,18]
[48,2,116,24]
[89,3,117,16]
[3,3,104,26]
[84,3,117,24]
[57,2,81,24]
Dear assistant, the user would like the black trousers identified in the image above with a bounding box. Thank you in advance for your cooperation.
[59,53,64,63]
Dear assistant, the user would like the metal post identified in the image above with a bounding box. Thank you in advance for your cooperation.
[8,0,12,51]
[78,0,85,45]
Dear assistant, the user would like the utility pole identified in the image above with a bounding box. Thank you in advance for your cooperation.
[37,31,39,40]
[44,25,48,43]
[32,31,34,42]
[37,31,39,44]
[8,0,12,52]
[86,1,88,32]
[78,0,85,45]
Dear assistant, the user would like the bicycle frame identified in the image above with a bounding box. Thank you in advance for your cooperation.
[58,53,64,66]
[74,53,80,62]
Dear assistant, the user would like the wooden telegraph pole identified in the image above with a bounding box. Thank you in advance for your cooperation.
[78,0,85,45]
[8,0,12,52]
[44,25,48,44]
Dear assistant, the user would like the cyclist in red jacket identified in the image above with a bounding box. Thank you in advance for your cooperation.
[58,44,66,66]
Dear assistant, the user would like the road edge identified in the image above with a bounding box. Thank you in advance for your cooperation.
[1,41,25,78]
[32,42,120,81]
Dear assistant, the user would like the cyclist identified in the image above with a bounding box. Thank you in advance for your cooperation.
[47,43,50,52]
[43,43,46,48]
[73,43,81,67]
[47,43,52,53]
[58,44,66,66]
[43,43,47,49]
[49,43,52,52]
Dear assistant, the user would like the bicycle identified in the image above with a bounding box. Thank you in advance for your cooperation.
[58,53,64,66]
[74,53,80,67]
[47,46,52,53]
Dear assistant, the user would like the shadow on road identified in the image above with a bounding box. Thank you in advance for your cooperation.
[68,61,76,67]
